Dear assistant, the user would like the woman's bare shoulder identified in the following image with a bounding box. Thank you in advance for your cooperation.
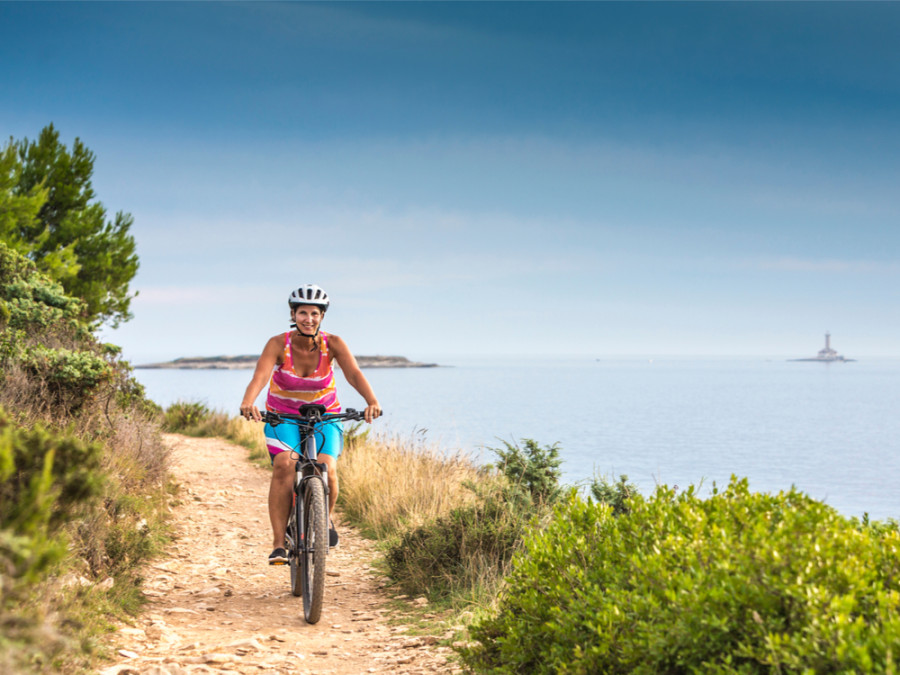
[325,332,348,349]
[261,332,288,357]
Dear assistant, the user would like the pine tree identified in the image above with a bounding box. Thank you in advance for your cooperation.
[8,124,139,327]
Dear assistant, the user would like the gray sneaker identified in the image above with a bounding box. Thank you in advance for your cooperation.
[268,547,288,565]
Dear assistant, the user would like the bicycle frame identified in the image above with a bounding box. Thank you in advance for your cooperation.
[294,432,329,554]
[263,405,365,551]
[259,404,369,623]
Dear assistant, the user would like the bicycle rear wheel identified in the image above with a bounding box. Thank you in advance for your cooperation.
[288,495,302,597]
[300,477,328,623]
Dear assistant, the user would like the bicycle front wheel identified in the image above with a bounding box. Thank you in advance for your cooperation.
[300,477,328,623]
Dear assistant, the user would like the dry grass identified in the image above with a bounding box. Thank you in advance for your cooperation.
[0,364,49,418]
[224,415,269,464]
[337,432,483,539]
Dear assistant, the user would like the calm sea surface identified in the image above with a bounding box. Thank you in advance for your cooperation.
[133,357,900,521]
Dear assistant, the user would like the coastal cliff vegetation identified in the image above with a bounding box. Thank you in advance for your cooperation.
[1,127,169,673]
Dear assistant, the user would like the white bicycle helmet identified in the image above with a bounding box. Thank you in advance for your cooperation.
[288,284,330,312]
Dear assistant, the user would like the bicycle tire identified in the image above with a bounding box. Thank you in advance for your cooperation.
[300,477,328,623]
[288,495,302,597]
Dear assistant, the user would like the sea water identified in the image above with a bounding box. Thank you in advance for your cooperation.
[133,356,900,521]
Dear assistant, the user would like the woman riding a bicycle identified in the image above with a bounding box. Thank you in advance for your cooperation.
[239,284,382,564]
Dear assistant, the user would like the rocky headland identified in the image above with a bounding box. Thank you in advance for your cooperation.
[136,355,438,369]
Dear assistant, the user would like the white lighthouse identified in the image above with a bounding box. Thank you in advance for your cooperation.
[790,332,854,362]
[817,332,838,360]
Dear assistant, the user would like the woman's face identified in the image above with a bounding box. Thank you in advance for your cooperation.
[292,305,324,333]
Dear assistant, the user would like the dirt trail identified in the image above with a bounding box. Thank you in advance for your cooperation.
[99,434,456,675]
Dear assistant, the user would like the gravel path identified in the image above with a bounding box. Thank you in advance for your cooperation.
[98,434,456,675]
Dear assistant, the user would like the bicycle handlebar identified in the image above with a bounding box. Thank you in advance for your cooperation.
[260,408,369,427]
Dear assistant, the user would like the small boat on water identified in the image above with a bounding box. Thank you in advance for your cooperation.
[789,333,855,362]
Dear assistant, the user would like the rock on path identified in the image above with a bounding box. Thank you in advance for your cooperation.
[98,434,455,675]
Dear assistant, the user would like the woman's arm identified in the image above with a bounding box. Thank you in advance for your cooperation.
[240,335,282,421]
[330,334,382,423]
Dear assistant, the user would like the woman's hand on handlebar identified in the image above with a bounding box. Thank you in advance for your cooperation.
[240,403,262,422]
[363,402,382,424]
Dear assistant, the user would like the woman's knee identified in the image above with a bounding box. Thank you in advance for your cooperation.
[271,452,294,479]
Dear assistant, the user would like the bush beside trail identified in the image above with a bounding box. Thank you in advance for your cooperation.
[383,438,563,602]
[0,242,170,673]
[463,478,900,674]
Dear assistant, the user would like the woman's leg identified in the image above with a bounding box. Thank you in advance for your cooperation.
[314,421,343,514]
[269,451,294,549]
[319,453,339,514]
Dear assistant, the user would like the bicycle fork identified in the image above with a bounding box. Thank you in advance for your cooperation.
[295,467,331,553]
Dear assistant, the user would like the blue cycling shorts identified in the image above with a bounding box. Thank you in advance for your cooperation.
[264,420,343,463]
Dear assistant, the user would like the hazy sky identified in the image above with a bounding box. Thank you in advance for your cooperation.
[2,2,898,361]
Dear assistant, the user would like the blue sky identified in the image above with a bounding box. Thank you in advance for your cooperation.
[2,2,898,360]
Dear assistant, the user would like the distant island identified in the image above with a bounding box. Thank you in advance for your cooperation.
[789,333,855,363]
[135,355,439,369]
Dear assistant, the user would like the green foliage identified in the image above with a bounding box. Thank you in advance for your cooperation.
[22,346,112,413]
[3,125,138,327]
[490,438,563,508]
[0,144,47,260]
[589,473,639,515]
[99,493,165,578]
[463,477,900,674]
[0,241,88,337]
[343,420,370,449]
[0,408,103,593]
[385,439,565,600]
[0,243,109,416]
[385,479,528,598]
[162,400,212,432]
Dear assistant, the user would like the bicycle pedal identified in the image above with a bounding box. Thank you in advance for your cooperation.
[270,560,288,566]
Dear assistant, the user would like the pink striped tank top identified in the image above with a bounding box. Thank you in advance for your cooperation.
[265,331,341,414]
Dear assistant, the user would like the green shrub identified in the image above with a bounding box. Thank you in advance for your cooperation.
[21,346,112,413]
[0,243,88,336]
[463,477,900,674]
[385,480,528,598]
[384,439,564,600]
[0,408,103,593]
[162,400,211,432]
[491,438,563,508]
[589,473,639,515]
[0,243,104,415]
[343,420,369,449]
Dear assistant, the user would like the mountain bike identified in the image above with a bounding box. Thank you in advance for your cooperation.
[260,404,367,624]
